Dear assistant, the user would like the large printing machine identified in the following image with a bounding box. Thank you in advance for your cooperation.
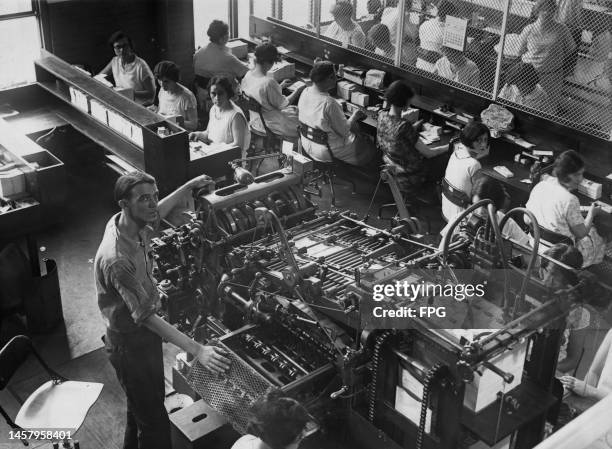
[150,151,600,449]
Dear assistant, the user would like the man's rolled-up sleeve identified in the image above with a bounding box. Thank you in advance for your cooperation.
[108,259,158,325]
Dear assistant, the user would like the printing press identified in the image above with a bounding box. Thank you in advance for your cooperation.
[150,157,596,449]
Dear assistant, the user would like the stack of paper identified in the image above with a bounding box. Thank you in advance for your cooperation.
[578,178,602,200]
[90,99,108,124]
[69,87,89,113]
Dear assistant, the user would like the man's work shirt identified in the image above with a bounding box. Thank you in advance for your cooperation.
[95,213,160,333]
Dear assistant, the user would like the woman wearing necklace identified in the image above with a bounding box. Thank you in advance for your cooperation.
[98,31,156,106]
[189,76,251,159]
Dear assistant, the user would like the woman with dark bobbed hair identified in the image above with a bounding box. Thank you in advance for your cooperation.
[98,31,156,105]
[240,43,304,138]
[377,80,447,198]
[189,76,250,158]
[152,61,198,131]
[231,389,316,449]
[441,120,490,221]
[526,150,605,266]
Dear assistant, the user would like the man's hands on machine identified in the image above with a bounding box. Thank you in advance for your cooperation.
[185,174,215,190]
[196,344,231,374]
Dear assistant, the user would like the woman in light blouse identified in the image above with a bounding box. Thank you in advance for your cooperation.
[189,76,250,159]
[526,150,605,267]
[516,0,576,112]
[240,43,304,138]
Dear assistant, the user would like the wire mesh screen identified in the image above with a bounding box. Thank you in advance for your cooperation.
[498,0,612,138]
[186,340,273,434]
[397,0,493,97]
[280,0,316,32]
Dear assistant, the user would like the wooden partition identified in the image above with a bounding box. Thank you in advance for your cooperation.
[33,49,188,195]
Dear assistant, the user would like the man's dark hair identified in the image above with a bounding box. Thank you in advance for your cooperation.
[385,80,414,108]
[368,23,392,47]
[533,0,557,16]
[154,60,180,82]
[437,1,458,19]
[459,120,490,148]
[108,30,133,50]
[207,20,229,43]
[254,43,280,66]
[246,389,311,449]
[114,171,156,202]
[208,75,235,98]
[471,176,508,210]
[553,150,584,184]
[309,61,335,84]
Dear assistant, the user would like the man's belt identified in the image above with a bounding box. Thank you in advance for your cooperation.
[442,178,471,209]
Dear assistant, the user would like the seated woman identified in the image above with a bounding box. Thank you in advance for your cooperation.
[439,176,530,248]
[561,327,612,401]
[416,1,457,72]
[376,80,448,198]
[152,61,198,131]
[189,76,251,159]
[240,43,304,139]
[434,47,480,89]
[193,20,249,109]
[498,62,554,113]
[368,23,417,65]
[98,31,155,106]
[231,389,316,449]
[297,61,376,166]
[441,120,490,222]
[526,150,605,267]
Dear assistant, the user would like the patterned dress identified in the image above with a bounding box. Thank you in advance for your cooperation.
[376,110,425,196]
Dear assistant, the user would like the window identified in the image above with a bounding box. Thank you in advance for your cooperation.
[280,0,314,30]
[0,2,41,90]
[238,0,274,39]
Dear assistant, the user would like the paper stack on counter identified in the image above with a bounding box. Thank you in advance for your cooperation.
[419,123,441,144]
[578,178,602,200]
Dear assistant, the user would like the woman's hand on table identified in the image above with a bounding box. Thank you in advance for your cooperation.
[280,78,293,89]
[560,375,588,396]
[189,131,210,144]
[590,202,602,216]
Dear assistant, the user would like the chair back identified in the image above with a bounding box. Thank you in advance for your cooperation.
[526,221,574,246]
[297,122,335,162]
[242,94,273,136]
[0,335,66,390]
[0,335,32,389]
